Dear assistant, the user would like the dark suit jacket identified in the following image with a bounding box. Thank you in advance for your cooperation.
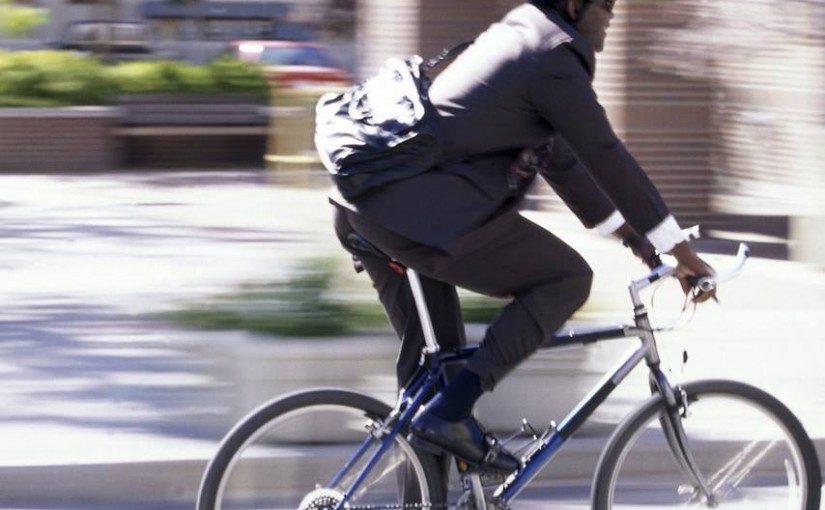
[339,3,675,253]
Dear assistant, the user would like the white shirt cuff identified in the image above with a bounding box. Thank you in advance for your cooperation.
[646,215,687,253]
[594,210,626,236]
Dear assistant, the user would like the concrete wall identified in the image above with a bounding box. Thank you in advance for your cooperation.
[0,100,267,172]
[0,108,118,172]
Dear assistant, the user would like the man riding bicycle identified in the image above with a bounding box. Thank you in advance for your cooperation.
[332,0,716,475]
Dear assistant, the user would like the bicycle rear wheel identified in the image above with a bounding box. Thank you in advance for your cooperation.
[198,388,444,510]
[593,379,821,509]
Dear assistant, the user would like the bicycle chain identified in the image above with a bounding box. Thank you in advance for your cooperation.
[308,502,449,510]
[306,496,508,510]
[303,493,449,510]
[346,504,449,510]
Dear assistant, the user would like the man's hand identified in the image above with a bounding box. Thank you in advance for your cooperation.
[623,231,661,270]
[614,222,716,302]
[614,223,661,269]
[669,241,717,303]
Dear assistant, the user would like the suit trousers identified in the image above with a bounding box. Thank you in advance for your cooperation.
[334,203,593,391]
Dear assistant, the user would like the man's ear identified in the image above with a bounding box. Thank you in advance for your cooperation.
[566,0,581,20]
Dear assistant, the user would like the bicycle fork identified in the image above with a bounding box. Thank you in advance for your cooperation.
[651,371,718,506]
[635,279,718,507]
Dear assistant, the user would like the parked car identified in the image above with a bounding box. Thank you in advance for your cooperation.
[55,20,155,61]
[229,40,350,88]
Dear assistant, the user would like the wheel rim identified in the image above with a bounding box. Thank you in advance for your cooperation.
[212,403,431,510]
[605,393,809,509]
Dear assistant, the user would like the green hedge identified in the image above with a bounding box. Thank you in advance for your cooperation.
[0,50,269,107]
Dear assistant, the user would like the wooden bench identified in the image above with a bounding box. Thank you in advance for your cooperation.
[115,94,270,168]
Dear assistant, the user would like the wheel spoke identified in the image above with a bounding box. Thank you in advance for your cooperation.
[593,380,820,509]
[708,440,777,498]
[197,390,443,510]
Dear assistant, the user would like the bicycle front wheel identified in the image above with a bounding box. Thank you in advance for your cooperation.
[593,379,821,509]
[198,388,445,510]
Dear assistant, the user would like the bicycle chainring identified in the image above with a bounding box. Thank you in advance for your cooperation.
[299,488,348,510]
[299,488,447,510]
[457,491,510,510]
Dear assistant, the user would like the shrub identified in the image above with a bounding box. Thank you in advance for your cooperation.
[207,56,269,95]
[0,50,113,106]
[103,58,268,96]
[103,61,176,94]
[0,0,49,38]
[162,259,366,338]
[0,50,269,106]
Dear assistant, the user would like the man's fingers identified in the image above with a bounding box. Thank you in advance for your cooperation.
[677,274,717,304]
[692,289,717,303]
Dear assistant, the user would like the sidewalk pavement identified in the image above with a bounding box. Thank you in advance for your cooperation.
[0,170,822,508]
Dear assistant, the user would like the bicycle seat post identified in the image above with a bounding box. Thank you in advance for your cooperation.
[405,268,440,355]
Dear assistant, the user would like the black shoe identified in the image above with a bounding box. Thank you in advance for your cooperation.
[409,411,519,473]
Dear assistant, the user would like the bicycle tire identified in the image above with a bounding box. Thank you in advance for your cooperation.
[592,379,821,509]
[197,388,445,510]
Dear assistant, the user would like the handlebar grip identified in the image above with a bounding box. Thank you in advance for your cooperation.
[686,275,716,293]
[684,243,749,293]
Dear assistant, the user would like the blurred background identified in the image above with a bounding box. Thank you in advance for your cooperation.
[0,0,823,508]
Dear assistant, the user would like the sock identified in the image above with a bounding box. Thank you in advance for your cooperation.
[425,368,483,421]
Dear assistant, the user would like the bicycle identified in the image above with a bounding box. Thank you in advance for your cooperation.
[197,242,822,510]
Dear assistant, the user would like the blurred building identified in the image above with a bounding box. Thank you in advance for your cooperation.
[32,0,295,41]
[625,1,825,265]
[139,1,289,41]
[27,0,325,63]
[356,0,519,77]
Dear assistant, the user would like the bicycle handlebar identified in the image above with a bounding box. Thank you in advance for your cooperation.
[632,242,750,294]
[691,242,750,292]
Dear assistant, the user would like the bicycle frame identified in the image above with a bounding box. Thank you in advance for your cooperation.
[330,294,670,507]
[331,245,749,509]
